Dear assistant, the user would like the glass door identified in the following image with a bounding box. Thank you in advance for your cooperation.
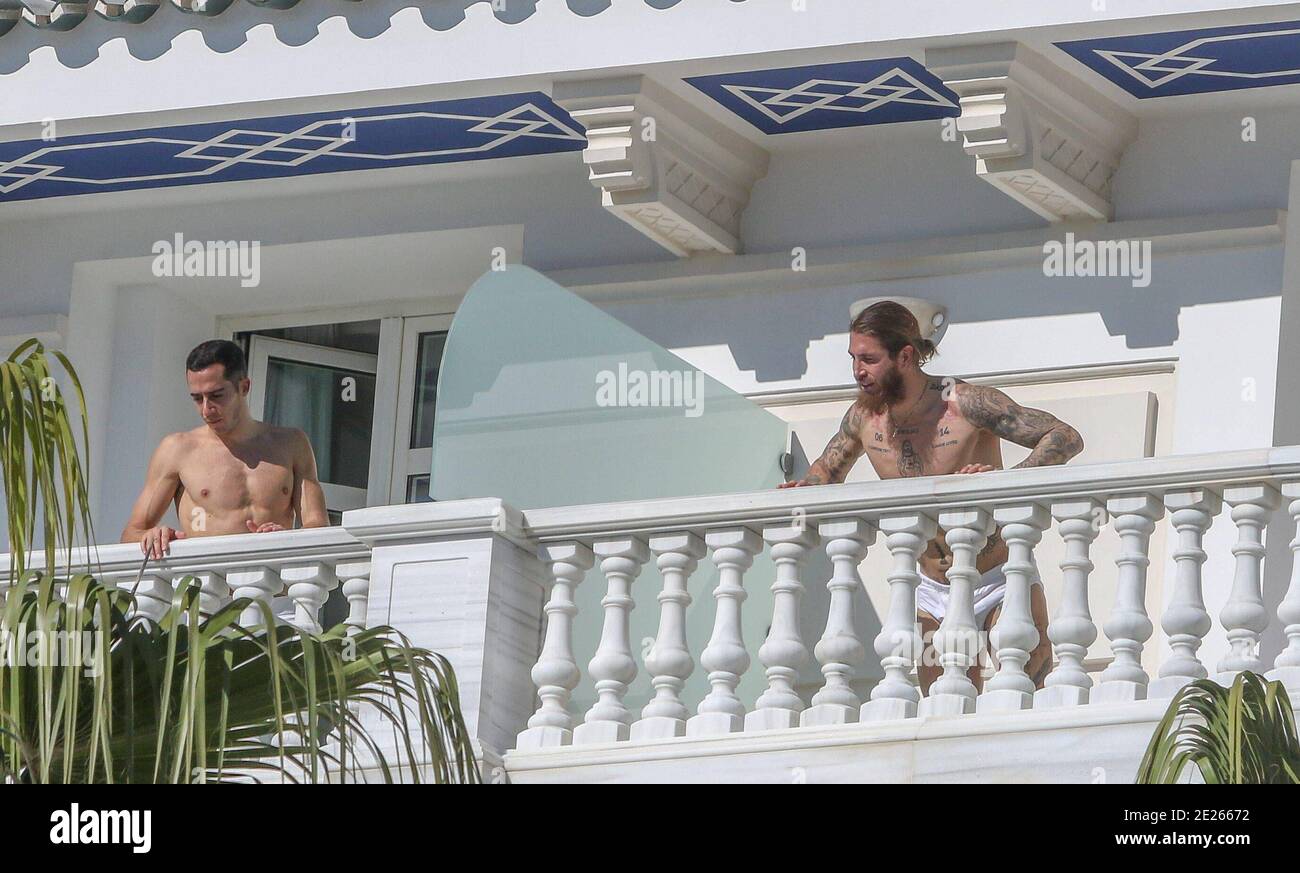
[247,335,379,517]
[389,315,453,504]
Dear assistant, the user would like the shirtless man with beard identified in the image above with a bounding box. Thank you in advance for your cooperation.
[780,301,1084,692]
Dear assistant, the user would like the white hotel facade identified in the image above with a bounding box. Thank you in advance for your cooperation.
[3,0,1300,783]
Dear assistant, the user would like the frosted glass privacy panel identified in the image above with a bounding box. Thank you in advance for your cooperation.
[430,265,788,507]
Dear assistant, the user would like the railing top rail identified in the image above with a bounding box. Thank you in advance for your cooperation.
[520,445,1299,541]
[0,526,368,579]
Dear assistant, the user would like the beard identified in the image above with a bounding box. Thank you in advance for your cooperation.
[858,363,906,416]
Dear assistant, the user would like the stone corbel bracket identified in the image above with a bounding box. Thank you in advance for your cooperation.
[925,42,1137,223]
[552,75,769,257]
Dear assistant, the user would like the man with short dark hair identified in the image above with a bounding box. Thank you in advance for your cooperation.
[122,339,329,558]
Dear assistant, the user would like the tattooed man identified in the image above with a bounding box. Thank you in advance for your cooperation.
[780,301,1083,693]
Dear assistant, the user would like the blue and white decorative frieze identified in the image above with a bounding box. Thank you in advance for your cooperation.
[1057,19,1300,98]
[685,58,959,135]
[0,92,586,202]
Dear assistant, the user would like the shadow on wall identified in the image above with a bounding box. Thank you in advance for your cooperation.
[603,245,1283,384]
[0,0,716,73]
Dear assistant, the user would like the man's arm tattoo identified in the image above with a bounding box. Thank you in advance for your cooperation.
[808,404,865,484]
[957,384,1084,468]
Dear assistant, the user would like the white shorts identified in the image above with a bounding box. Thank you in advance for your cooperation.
[915,564,1038,626]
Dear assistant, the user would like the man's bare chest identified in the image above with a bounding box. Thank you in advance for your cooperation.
[177,446,294,508]
[859,409,985,479]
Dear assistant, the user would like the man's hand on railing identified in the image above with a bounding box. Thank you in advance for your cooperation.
[140,525,185,559]
[246,521,287,534]
[955,464,996,474]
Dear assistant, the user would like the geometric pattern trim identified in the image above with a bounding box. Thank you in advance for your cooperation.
[0,92,586,202]
[1057,19,1300,98]
[685,58,959,135]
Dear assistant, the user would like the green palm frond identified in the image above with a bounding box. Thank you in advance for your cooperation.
[0,339,94,578]
[1137,672,1300,784]
[0,574,479,783]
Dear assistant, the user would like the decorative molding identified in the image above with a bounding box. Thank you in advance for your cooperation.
[0,313,68,353]
[552,75,769,257]
[925,42,1137,223]
[1057,18,1300,99]
[19,0,86,28]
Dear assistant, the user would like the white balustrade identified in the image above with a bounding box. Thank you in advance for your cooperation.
[919,508,992,717]
[279,561,338,634]
[979,502,1049,713]
[1149,488,1220,698]
[518,542,594,750]
[803,517,873,727]
[1270,481,1300,693]
[746,523,818,731]
[337,560,372,632]
[1215,483,1279,683]
[633,532,705,740]
[574,536,649,745]
[1036,499,1102,709]
[1094,494,1162,703]
[686,527,762,737]
[861,511,936,722]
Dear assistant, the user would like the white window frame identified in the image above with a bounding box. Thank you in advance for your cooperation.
[246,334,381,515]
[388,314,454,504]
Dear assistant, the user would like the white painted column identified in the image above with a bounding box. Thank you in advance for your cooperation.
[125,570,174,626]
[517,542,594,750]
[1150,488,1220,698]
[746,523,818,731]
[803,517,874,727]
[919,508,991,717]
[336,560,372,632]
[227,566,281,629]
[979,502,1049,713]
[1095,494,1163,703]
[188,570,231,618]
[862,511,936,722]
[1036,499,1103,709]
[1215,483,1280,683]
[687,527,761,737]
[574,536,649,745]
[633,532,706,740]
[280,561,337,634]
[1269,482,1300,694]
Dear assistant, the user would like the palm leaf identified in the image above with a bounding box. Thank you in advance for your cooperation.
[1137,672,1300,784]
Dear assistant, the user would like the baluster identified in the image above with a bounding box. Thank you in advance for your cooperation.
[1214,483,1279,683]
[336,560,372,632]
[632,532,705,740]
[919,508,991,717]
[226,566,281,629]
[279,561,337,634]
[746,523,818,731]
[686,528,762,737]
[517,542,594,750]
[1095,494,1163,703]
[1149,488,1220,698]
[979,503,1049,713]
[1035,499,1103,709]
[188,570,230,618]
[125,570,174,627]
[574,536,648,745]
[862,511,937,721]
[1269,482,1300,693]
[802,518,873,727]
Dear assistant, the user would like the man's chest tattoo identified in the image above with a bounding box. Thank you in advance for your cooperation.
[898,439,924,476]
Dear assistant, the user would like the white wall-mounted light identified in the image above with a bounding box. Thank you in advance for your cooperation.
[849,296,949,348]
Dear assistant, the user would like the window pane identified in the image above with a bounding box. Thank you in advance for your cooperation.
[406,474,432,504]
[409,332,448,450]
[264,358,376,490]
